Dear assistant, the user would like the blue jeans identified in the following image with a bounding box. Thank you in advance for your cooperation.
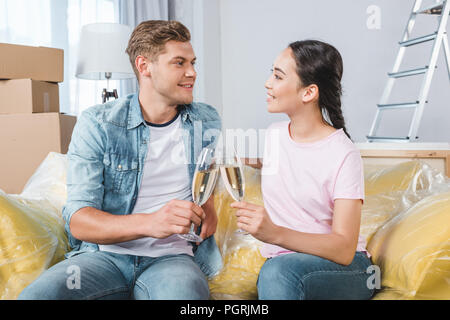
[257,251,375,300]
[18,251,209,300]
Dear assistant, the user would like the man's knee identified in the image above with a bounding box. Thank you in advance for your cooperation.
[18,269,70,300]
[18,255,85,300]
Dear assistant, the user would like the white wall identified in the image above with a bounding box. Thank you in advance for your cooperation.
[199,0,223,113]
[208,0,449,155]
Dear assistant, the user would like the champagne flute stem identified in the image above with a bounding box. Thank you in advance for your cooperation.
[189,222,196,234]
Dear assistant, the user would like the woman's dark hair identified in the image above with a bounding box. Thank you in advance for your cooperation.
[288,40,351,139]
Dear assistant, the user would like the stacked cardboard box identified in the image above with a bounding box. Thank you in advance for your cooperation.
[0,43,77,194]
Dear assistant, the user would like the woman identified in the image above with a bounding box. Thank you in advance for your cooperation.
[232,40,374,300]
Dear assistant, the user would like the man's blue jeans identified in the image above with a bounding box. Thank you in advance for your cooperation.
[257,251,375,300]
[18,251,209,300]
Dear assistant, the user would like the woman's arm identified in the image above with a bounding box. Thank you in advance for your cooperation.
[232,199,362,266]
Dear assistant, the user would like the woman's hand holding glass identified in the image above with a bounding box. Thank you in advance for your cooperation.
[230,202,278,242]
[217,145,248,234]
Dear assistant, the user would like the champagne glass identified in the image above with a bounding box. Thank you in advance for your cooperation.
[218,145,247,234]
[178,147,219,243]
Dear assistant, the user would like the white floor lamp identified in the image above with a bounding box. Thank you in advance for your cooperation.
[76,23,135,103]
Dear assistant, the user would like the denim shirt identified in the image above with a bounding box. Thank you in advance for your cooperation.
[62,93,223,278]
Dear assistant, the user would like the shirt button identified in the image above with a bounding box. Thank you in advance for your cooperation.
[117,164,122,170]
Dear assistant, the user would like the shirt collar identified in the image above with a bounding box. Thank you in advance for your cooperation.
[127,93,145,130]
[127,93,197,130]
[177,104,195,122]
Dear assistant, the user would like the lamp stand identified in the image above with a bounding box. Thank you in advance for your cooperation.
[102,88,118,103]
[102,72,119,103]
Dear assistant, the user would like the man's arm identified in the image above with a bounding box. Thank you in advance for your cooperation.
[70,200,205,244]
[62,109,107,243]
[70,206,149,244]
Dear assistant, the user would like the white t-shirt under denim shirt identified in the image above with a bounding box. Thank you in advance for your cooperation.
[99,112,194,257]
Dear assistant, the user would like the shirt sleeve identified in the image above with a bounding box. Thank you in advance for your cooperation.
[62,110,106,238]
[333,150,365,203]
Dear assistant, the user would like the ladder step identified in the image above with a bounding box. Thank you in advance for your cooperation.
[377,102,419,109]
[367,136,411,143]
[388,66,429,78]
[416,2,446,15]
[399,32,437,47]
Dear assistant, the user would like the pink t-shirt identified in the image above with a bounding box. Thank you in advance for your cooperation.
[260,121,368,258]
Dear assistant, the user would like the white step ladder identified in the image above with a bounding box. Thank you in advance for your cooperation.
[367,0,450,143]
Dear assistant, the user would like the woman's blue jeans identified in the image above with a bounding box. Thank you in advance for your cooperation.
[18,251,209,300]
[257,251,375,300]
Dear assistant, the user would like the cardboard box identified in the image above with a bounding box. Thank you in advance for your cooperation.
[0,79,59,114]
[0,113,77,194]
[0,43,64,83]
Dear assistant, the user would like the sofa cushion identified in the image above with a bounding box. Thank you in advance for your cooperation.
[364,161,423,196]
[361,160,446,245]
[368,191,450,300]
[0,191,69,299]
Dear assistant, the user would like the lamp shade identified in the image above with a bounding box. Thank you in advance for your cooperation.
[75,23,135,80]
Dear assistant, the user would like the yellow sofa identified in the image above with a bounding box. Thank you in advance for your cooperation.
[1,152,449,300]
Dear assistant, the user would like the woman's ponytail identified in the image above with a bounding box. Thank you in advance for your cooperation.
[288,40,351,140]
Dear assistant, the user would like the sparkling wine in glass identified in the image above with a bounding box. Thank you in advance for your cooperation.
[178,147,219,243]
[220,165,245,202]
[219,146,247,234]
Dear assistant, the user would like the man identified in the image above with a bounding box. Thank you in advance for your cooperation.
[18,20,222,300]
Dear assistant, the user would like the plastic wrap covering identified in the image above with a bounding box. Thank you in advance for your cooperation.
[364,161,428,196]
[1,150,448,300]
[364,161,450,300]
[357,160,449,299]
[369,191,450,300]
[209,166,267,300]
[361,160,450,245]
[0,152,70,299]
[20,152,69,213]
